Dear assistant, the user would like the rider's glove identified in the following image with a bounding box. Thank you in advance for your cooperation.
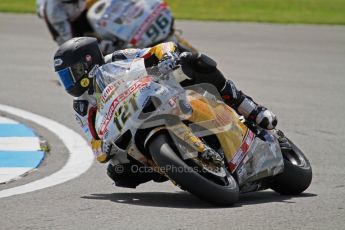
[91,139,112,163]
[179,52,226,90]
[179,52,217,74]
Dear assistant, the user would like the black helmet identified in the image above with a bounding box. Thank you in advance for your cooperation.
[53,37,104,97]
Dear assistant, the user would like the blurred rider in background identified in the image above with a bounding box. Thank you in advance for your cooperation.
[37,0,196,54]
[36,0,97,45]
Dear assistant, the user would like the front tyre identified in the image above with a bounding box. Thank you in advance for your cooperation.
[148,133,239,206]
[270,138,312,195]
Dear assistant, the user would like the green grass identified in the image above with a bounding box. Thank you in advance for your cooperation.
[167,0,345,25]
[0,0,35,13]
[1,0,345,25]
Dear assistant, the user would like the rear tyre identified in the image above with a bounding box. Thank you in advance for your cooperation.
[270,138,312,195]
[148,133,239,206]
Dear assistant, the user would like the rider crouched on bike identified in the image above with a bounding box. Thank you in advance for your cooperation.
[37,0,96,45]
[53,37,277,188]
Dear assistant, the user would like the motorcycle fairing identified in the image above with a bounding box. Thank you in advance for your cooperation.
[181,87,284,187]
[235,132,284,186]
[185,91,247,161]
[87,0,173,47]
[95,58,184,147]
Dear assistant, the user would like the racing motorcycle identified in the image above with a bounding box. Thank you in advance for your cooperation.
[87,0,197,53]
[94,54,312,206]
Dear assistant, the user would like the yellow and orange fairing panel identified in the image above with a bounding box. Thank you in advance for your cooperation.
[186,91,248,162]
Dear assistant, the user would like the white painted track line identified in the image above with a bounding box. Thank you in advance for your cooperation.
[0,117,18,124]
[0,104,94,198]
[0,168,32,184]
[0,137,41,151]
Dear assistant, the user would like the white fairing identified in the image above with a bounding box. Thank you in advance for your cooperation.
[87,0,173,48]
[95,58,186,150]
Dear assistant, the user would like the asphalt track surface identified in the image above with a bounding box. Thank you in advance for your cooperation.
[0,13,345,229]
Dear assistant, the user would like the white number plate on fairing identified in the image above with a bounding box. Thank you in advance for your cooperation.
[97,0,173,47]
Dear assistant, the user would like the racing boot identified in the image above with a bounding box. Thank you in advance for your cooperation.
[220,80,278,130]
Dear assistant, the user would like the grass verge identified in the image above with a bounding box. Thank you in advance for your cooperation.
[1,0,345,25]
[167,0,345,25]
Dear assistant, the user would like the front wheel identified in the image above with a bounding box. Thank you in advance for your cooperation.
[148,133,239,206]
[270,138,312,195]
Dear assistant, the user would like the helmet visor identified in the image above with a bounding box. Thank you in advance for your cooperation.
[56,62,87,90]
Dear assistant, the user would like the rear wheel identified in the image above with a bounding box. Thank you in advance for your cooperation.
[148,133,239,206]
[270,138,312,195]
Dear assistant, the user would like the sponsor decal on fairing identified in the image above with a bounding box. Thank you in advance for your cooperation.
[130,2,168,45]
[228,130,255,172]
[98,76,152,138]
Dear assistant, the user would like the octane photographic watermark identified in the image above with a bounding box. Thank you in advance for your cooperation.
[113,164,210,174]
[114,164,125,174]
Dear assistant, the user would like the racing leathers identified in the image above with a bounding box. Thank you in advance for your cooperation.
[73,42,277,188]
[38,0,95,45]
